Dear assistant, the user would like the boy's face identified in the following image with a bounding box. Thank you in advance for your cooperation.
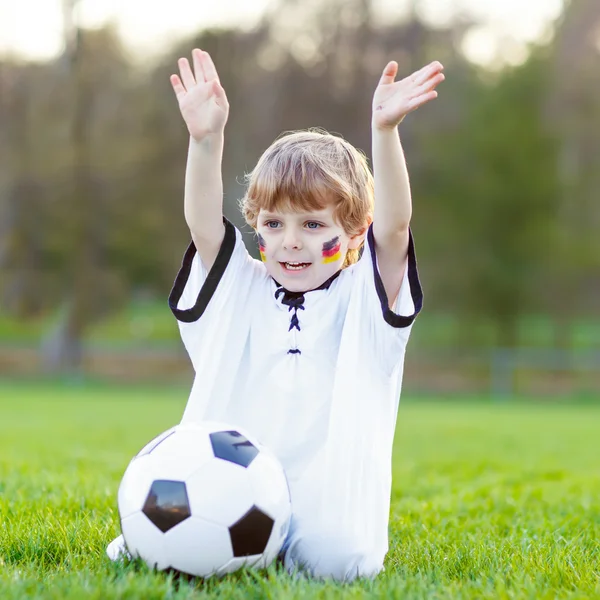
[256,204,365,292]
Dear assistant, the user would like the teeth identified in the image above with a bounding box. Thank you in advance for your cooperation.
[284,262,310,270]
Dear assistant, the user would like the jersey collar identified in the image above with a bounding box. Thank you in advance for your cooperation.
[272,269,342,301]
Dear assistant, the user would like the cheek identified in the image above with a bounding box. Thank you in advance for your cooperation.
[321,236,341,264]
[257,233,267,262]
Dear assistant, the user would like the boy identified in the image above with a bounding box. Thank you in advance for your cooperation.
[108,49,444,581]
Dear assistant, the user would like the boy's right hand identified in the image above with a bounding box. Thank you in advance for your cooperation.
[170,49,229,142]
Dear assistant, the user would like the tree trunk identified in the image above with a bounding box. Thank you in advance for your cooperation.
[41,5,96,374]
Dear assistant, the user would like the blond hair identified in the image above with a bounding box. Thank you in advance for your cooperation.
[239,128,374,267]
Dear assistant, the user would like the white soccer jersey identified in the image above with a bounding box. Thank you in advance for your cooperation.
[168,218,423,574]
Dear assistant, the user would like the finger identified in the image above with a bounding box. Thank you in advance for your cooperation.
[170,74,186,99]
[178,57,196,90]
[192,48,208,83]
[211,80,228,105]
[405,63,431,84]
[379,61,398,85]
[408,90,438,111]
[413,61,444,86]
[412,72,445,97]
[201,51,220,83]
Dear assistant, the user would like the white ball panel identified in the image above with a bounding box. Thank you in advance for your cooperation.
[185,459,255,527]
[148,454,205,484]
[215,554,262,577]
[157,427,213,458]
[247,452,291,520]
[148,431,213,473]
[118,455,156,520]
[164,517,233,577]
[121,511,169,570]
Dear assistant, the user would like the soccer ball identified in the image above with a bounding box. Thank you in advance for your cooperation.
[117,421,292,577]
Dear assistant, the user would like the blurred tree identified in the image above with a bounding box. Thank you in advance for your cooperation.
[544,0,600,345]
[417,53,561,348]
[0,61,54,318]
[41,1,131,371]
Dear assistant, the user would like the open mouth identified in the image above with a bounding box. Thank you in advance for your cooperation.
[280,262,312,271]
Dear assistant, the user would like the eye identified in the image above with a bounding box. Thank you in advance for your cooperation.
[264,221,281,229]
[305,222,322,230]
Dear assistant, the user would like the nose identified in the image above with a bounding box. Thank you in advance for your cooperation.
[283,227,303,251]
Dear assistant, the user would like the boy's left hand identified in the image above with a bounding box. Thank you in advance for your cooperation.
[372,61,444,130]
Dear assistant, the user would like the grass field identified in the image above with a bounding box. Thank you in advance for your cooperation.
[0,380,598,599]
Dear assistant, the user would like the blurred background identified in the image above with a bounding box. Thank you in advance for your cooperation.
[0,0,598,397]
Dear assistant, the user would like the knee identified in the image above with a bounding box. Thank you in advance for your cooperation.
[284,533,383,582]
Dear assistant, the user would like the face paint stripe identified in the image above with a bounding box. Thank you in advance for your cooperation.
[321,237,341,263]
[322,237,340,252]
[257,233,266,262]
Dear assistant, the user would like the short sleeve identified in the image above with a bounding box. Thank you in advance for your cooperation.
[167,219,267,422]
[347,224,423,374]
[168,219,262,322]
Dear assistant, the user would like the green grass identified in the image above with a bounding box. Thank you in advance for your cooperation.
[0,381,599,599]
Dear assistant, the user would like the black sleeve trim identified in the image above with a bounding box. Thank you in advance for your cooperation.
[168,218,237,323]
[367,224,423,328]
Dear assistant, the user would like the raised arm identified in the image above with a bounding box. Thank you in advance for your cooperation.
[170,49,230,271]
[371,60,444,307]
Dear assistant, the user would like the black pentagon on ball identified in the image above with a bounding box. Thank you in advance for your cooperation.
[210,430,259,468]
[142,480,191,533]
[229,505,274,557]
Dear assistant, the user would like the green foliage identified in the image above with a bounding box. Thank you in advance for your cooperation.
[1,382,599,598]
[415,53,562,347]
